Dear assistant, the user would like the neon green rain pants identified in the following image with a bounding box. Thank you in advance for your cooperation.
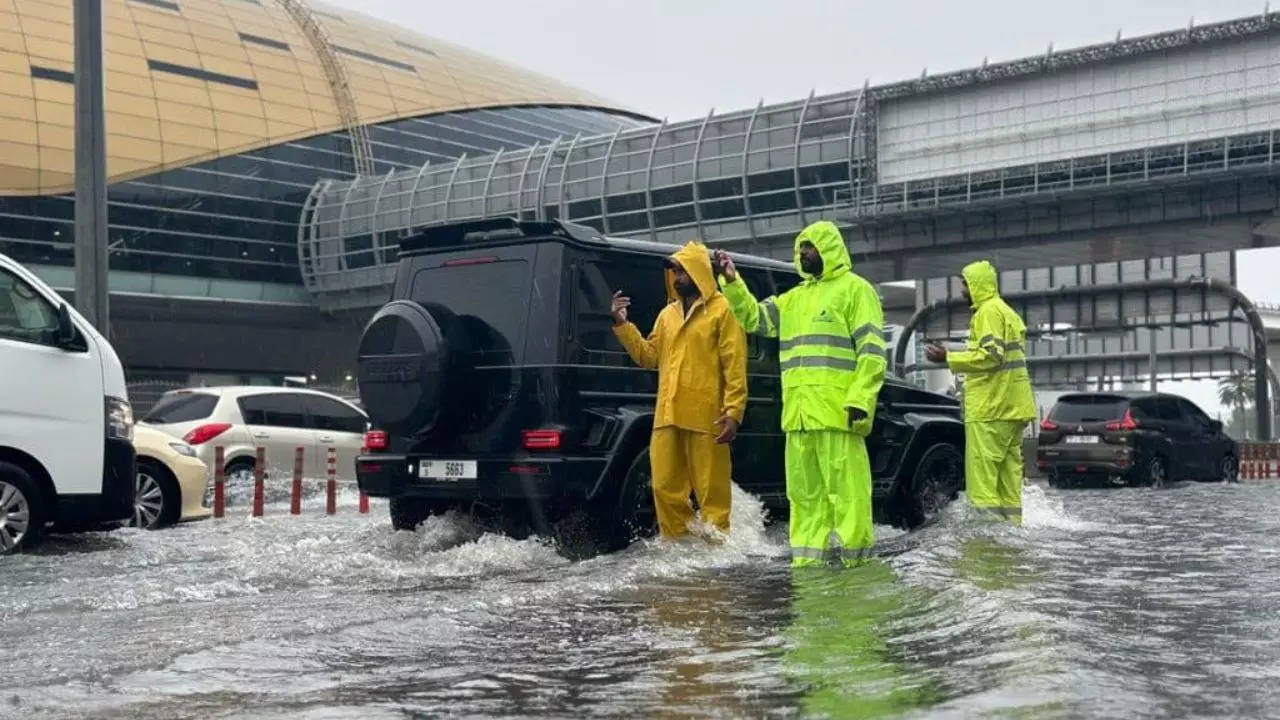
[965,420,1027,524]
[786,429,874,567]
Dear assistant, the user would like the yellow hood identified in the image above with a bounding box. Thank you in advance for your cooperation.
[664,241,719,302]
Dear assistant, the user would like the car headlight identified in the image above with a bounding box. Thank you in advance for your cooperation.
[105,397,133,442]
[168,442,198,458]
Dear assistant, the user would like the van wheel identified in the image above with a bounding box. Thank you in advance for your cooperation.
[898,442,963,529]
[132,459,180,530]
[389,497,455,531]
[0,462,43,554]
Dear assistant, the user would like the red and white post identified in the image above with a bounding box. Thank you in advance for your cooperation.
[326,447,337,515]
[290,446,304,515]
[252,447,266,517]
[358,444,369,514]
[213,445,225,519]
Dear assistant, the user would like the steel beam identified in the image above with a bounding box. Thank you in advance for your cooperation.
[74,0,109,337]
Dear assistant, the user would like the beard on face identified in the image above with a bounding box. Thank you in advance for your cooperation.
[800,253,823,277]
[675,277,699,298]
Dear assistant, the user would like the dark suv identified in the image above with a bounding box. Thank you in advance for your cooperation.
[1037,392,1238,487]
[354,218,964,550]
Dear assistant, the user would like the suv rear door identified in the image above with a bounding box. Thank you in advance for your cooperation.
[1045,395,1130,446]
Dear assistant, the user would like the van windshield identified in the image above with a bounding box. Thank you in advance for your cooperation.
[410,259,530,363]
[1050,396,1129,423]
[144,393,218,423]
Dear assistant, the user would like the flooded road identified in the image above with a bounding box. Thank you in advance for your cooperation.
[4,481,1280,719]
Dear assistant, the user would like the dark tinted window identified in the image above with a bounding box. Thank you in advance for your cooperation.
[576,257,669,352]
[304,395,367,434]
[1129,399,1157,419]
[1156,398,1183,421]
[1180,399,1213,427]
[410,259,529,362]
[238,393,309,429]
[1050,396,1129,423]
[144,393,218,423]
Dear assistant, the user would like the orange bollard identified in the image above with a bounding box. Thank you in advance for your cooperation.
[326,447,337,515]
[252,447,265,517]
[213,446,226,519]
[290,446,304,515]
[358,444,369,514]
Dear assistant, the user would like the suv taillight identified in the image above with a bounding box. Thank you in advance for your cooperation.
[522,430,561,450]
[1040,419,1058,431]
[1106,409,1139,432]
[364,430,389,451]
[184,423,231,445]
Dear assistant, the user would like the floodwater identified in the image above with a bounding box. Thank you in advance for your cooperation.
[3,481,1280,719]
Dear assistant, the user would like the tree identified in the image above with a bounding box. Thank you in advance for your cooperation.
[1218,372,1255,440]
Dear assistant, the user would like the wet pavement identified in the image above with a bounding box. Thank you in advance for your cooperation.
[3,481,1280,719]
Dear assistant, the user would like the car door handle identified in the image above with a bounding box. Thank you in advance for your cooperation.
[320,436,336,444]
[253,432,270,440]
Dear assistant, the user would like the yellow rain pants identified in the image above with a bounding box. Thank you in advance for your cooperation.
[965,421,1028,525]
[650,427,731,537]
[786,430,874,567]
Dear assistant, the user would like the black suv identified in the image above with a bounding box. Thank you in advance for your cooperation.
[354,218,964,550]
[1037,392,1238,487]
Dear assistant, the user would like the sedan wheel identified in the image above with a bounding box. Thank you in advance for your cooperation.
[1147,456,1167,488]
[0,480,32,552]
[1221,456,1239,484]
[133,468,167,529]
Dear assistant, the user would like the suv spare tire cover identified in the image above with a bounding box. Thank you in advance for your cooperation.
[357,300,447,435]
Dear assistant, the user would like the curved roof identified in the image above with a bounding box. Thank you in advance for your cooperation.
[0,0,643,196]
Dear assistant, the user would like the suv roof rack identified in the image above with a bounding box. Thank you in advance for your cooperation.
[398,217,605,254]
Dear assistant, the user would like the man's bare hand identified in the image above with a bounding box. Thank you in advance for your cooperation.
[714,414,740,444]
[925,344,948,364]
[611,290,630,325]
[847,407,868,428]
[714,250,737,282]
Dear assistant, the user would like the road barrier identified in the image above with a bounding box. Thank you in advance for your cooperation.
[1238,442,1280,481]
[209,445,371,518]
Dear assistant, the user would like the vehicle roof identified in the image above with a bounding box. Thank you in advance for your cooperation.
[1056,391,1188,401]
[398,218,795,273]
[164,386,359,402]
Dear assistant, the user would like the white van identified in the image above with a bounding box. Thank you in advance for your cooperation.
[0,254,134,554]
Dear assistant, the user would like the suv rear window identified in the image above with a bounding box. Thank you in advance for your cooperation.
[1050,396,1129,423]
[411,259,529,362]
[144,393,218,423]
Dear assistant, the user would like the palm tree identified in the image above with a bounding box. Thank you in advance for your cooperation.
[1218,372,1255,439]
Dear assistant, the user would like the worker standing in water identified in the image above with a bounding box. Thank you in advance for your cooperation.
[715,221,886,567]
[925,260,1036,524]
[611,241,748,540]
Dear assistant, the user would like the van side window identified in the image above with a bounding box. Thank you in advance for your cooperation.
[576,258,668,352]
[0,269,59,347]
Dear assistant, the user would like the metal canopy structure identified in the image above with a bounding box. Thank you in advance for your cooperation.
[893,277,1272,440]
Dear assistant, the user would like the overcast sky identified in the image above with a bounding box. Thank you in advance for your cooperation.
[331,0,1279,413]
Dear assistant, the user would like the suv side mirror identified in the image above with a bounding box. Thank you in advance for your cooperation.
[55,303,87,352]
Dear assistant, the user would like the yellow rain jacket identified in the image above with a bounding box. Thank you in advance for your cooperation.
[613,242,748,434]
[947,261,1037,423]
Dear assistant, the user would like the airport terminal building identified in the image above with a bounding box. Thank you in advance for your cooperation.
[5,2,1280,405]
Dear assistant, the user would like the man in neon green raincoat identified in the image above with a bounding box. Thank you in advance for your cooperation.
[715,221,886,567]
[926,261,1037,524]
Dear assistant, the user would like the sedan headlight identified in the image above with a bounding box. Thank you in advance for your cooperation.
[105,397,134,442]
[168,441,198,458]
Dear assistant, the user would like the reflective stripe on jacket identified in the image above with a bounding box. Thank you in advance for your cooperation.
[720,221,886,434]
[947,260,1037,423]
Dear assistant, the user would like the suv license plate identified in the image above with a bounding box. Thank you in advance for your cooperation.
[1065,435,1099,444]
[419,460,477,480]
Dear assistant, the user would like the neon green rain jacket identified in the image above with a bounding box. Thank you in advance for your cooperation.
[720,221,886,434]
[947,261,1037,423]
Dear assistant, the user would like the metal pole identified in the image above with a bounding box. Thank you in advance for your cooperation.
[1149,327,1158,392]
[74,0,109,338]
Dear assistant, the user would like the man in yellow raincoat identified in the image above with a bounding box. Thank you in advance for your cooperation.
[926,261,1037,524]
[611,242,748,539]
[715,221,887,567]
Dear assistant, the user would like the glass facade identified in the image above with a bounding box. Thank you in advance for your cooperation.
[0,105,641,284]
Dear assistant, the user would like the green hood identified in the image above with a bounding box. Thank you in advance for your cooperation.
[961,260,999,307]
[794,220,851,282]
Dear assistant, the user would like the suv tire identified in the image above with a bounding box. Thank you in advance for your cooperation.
[389,497,456,532]
[614,448,658,548]
[0,461,43,554]
[898,442,963,529]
